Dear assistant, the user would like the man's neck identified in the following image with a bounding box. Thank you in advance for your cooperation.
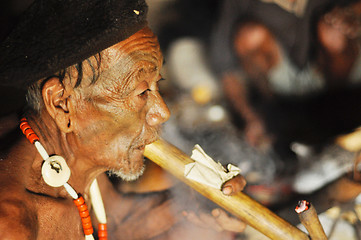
[19,115,105,200]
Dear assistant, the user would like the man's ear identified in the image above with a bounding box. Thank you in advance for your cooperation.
[42,77,74,133]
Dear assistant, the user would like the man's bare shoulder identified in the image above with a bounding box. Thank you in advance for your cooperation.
[0,186,38,239]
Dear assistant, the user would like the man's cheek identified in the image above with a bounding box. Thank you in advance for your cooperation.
[75,121,113,146]
[114,113,145,132]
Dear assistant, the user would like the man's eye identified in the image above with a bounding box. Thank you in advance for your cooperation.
[139,89,150,97]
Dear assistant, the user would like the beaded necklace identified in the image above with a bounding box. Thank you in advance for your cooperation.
[20,118,108,240]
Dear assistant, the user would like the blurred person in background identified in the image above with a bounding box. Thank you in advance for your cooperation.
[211,0,361,166]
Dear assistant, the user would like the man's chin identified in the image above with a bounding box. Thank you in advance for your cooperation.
[108,164,145,182]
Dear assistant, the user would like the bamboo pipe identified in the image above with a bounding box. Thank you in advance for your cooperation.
[144,139,309,240]
[296,200,328,240]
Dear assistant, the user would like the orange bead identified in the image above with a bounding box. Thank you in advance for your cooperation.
[79,210,90,218]
[98,231,108,238]
[98,223,107,231]
[19,119,40,144]
[83,227,94,236]
[19,121,29,130]
[82,221,93,230]
[19,124,29,132]
[82,215,92,224]
[24,127,33,135]
[77,204,88,213]
[73,196,85,206]
[72,196,95,236]
[19,119,28,128]
[98,223,108,239]
[28,133,39,144]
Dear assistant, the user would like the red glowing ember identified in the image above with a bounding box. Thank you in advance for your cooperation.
[295,200,310,214]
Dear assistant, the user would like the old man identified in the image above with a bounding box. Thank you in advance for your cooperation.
[0,0,245,239]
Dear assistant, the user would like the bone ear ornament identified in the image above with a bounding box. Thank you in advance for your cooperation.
[19,118,72,188]
[41,155,71,187]
[20,118,107,240]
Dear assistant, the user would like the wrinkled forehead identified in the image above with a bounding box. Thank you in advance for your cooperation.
[100,27,162,78]
[65,27,162,94]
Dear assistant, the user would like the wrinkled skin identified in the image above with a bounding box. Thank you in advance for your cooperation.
[61,27,169,182]
[0,27,246,239]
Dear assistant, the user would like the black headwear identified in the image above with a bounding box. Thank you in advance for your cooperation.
[0,0,148,89]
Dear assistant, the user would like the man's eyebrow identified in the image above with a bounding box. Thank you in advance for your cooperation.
[137,66,158,74]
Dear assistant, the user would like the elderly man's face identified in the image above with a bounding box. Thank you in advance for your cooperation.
[68,27,170,181]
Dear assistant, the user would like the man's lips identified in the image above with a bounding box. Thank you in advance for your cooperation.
[134,137,158,150]
[133,126,160,151]
[136,145,145,150]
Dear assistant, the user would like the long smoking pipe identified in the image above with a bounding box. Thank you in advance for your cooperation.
[144,138,309,240]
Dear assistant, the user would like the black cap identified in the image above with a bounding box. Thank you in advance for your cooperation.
[0,0,148,89]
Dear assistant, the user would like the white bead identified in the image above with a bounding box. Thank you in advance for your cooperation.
[41,155,71,187]
[63,183,78,199]
[85,234,95,240]
[34,141,50,160]
[90,179,107,223]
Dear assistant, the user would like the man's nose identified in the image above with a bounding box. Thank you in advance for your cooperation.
[146,93,170,126]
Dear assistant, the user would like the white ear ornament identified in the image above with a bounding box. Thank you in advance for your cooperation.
[41,155,71,187]
[20,118,105,240]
